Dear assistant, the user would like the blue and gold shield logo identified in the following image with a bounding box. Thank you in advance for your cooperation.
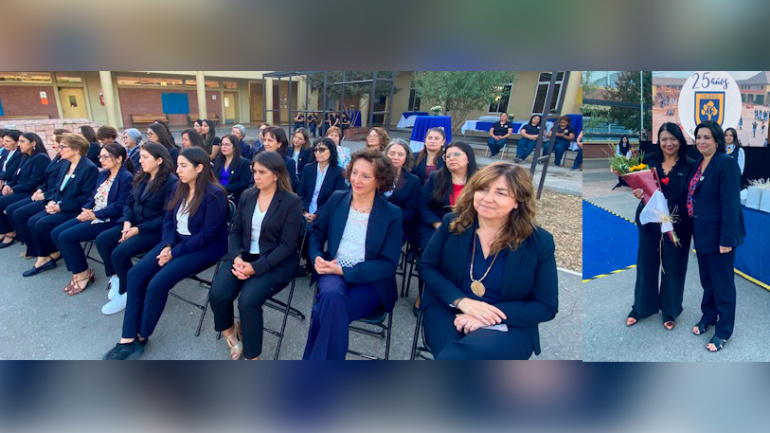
[695,92,725,125]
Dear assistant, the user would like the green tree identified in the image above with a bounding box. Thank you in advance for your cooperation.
[608,71,652,138]
[413,71,518,137]
[307,71,398,108]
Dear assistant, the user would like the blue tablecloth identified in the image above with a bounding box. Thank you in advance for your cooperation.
[735,206,770,289]
[462,114,583,137]
[346,110,362,127]
[409,116,452,152]
[397,112,429,128]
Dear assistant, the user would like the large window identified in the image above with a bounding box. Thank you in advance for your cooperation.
[532,72,564,114]
[0,72,52,84]
[407,80,421,111]
[118,76,184,87]
[55,73,83,84]
[489,84,512,113]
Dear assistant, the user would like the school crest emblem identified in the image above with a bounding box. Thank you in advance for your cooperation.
[695,92,725,125]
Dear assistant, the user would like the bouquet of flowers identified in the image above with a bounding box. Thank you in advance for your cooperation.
[430,105,443,115]
[639,189,681,247]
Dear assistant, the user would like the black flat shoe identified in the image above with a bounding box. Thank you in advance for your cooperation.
[0,237,17,249]
[22,260,57,277]
[707,336,727,352]
[102,340,145,360]
[692,322,711,336]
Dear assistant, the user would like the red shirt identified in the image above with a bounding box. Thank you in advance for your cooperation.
[450,183,465,206]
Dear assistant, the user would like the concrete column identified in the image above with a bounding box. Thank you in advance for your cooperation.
[359,94,370,128]
[196,71,208,119]
[99,71,118,127]
[265,78,274,124]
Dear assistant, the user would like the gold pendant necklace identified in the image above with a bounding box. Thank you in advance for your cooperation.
[469,231,500,298]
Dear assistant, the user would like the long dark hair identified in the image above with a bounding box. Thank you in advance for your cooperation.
[252,151,293,194]
[21,132,48,156]
[724,127,741,151]
[79,125,97,144]
[617,134,631,155]
[431,141,478,204]
[167,147,224,217]
[201,119,217,145]
[133,142,174,193]
[415,127,446,167]
[101,143,135,173]
[657,122,689,163]
[181,129,206,150]
[528,114,542,126]
[149,122,178,152]
[216,134,242,164]
[694,120,726,154]
[264,126,290,156]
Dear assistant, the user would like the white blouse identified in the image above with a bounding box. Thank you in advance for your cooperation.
[176,200,191,235]
[335,208,370,268]
[249,203,268,254]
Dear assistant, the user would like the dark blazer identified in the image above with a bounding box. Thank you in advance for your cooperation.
[83,166,134,221]
[9,152,51,194]
[226,188,303,284]
[41,155,66,200]
[297,162,347,214]
[386,169,421,242]
[418,170,452,229]
[161,183,228,260]
[417,213,559,355]
[0,149,23,182]
[689,152,745,254]
[168,146,180,168]
[50,157,100,213]
[411,152,445,185]
[292,147,314,179]
[634,156,695,238]
[120,175,179,233]
[240,141,254,162]
[308,190,403,312]
[213,156,251,204]
[86,142,101,167]
[127,146,141,168]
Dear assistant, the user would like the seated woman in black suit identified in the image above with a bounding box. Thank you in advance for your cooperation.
[687,121,745,352]
[209,152,304,360]
[290,128,313,179]
[80,125,101,167]
[383,139,421,245]
[0,133,51,248]
[94,143,178,316]
[0,130,23,187]
[303,150,402,360]
[102,147,228,360]
[50,144,135,295]
[260,127,299,192]
[212,134,251,205]
[418,162,558,360]
[14,134,99,277]
[148,122,180,169]
[5,129,68,257]
[297,138,347,225]
[411,127,446,185]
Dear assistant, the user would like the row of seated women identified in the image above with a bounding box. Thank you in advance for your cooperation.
[0,127,558,360]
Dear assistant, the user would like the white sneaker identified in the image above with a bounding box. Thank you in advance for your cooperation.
[107,276,120,300]
[102,293,127,315]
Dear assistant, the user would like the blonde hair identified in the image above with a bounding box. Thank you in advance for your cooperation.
[449,162,537,252]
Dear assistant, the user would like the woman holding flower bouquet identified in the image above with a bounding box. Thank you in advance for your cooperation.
[626,123,694,330]
[688,121,744,352]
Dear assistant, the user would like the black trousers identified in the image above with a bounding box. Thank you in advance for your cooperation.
[422,301,534,360]
[209,257,289,359]
[0,193,30,233]
[94,226,161,295]
[7,199,45,249]
[631,225,691,321]
[26,210,77,257]
[696,250,737,340]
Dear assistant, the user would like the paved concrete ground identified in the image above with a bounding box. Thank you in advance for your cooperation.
[582,168,770,361]
[0,241,580,360]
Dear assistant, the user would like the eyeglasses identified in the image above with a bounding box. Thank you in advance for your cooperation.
[98,155,113,161]
[314,147,329,153]
[444,152,465,160]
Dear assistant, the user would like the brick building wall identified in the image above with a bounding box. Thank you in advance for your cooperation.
[0,85,60,118]
[118,88,223,127]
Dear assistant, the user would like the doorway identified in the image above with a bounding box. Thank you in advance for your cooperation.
[223,92,238,124]
[59,88,88,118]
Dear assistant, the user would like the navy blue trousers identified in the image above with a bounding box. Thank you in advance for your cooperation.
[422,301,534,360]
[553,142,569,166]
[0,193,30,233]
[25,210,78,257]
[302,275,383,360]
[51,218,118,274]
[571,148,583,169]
[697,250,737,340]
[516,138,537,160]
[122,243,219,339]
[7,199,44,248]
[94,225,160,295]
[487,138,507,156]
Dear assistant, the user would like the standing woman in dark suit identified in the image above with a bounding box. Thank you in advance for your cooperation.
[418,162,558,360]
[261,127,299,192]
[5,130,68,257]
[626,122,695,330]
[212,134,251,205]
[200,119,221,160]
[102,147,228,360]
[290,128,313,179]
[94,143,178,315]
[297,138,347,225]
[302,150,402,360]
[688,120,745,352]
[209,152,303,360]
[411,127,446,185]
[50,144,135,295]
[0,133,50,248]
[147,122,180,168]
[384,139,421,245]
[17,134,99,277]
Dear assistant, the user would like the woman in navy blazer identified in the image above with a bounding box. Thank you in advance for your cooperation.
[17,134,99,278]
[687,121,745,352]
[297,138,348,222]
[209,152,304,360]
[51,144,135,294]
[411,127,446,185]
[384,139,421,244]
[0,133,50,247]
[94,143,178,316]
[212,134,252,205]
[259,127,299,192]
[5,130,68,256]
[418,163,558,360]
[290,128,314,179]
[0,130,24,186]
[303,150,402,360]
[103,147,228,360]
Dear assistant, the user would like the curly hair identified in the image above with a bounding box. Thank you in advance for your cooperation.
[346,149,396,194]
[449,162,537,252]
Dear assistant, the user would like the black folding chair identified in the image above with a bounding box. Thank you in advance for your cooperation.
[397,242,420,298]
[409,283,433,360]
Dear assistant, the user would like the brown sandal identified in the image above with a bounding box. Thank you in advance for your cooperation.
[224,322,243,360]
[67,269,95,296]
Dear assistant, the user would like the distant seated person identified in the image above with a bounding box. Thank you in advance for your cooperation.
[487,113,513,157]
[293,112,305,132]
[259,127,299,192]
[340,112,351,136]
[303,151,402,360]
[231,125,253,161]
[545,116,575,167]
[514,115,542,163]
[307,113,318,137]
[417,163,558,360]
[213,134,252,204]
